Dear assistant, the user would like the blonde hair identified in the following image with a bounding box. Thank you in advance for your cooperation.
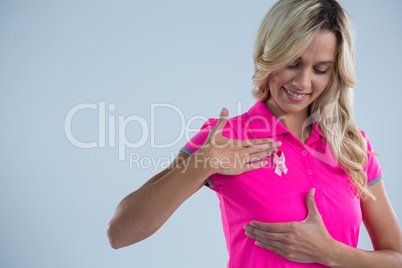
[250,0,378,200]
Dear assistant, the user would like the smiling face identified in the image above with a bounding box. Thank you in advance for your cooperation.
[265,30,338,118]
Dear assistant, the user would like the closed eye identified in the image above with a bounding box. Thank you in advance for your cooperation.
[286,63,329,74]
[286,64,299,69]
[314,68,328,74]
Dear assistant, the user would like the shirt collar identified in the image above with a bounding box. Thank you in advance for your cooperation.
[246,100,325,140]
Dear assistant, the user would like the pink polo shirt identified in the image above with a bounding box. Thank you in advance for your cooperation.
[180,100,383,268]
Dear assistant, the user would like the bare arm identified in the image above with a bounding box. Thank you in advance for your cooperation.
[106,108,277,249]
[106,149,213,249]
[328,180,402,267]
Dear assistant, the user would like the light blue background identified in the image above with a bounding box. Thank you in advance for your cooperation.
[1,0,401,267]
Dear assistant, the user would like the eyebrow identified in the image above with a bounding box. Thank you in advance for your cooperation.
[316,61,334,64]
[295,57,334,65]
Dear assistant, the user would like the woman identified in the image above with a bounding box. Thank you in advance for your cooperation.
[107,0,402,267]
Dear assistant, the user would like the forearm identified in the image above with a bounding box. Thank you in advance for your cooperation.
[324,240,402,267]
[107,150,214,248]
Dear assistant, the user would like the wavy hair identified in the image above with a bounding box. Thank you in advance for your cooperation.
[250,0,378,200]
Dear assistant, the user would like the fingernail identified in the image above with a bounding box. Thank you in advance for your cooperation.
[250,221,256,227]
[220,108,227,116]
[311,188,315,196]
[275,141,282,146]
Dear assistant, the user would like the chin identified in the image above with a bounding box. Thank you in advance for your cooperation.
[280,104,308,115]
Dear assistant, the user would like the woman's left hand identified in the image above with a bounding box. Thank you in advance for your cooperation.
[244,188,336,264]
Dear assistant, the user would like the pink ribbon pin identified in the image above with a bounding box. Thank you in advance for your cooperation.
[273,148,288,177]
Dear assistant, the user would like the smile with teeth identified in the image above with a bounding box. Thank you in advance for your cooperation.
[283,87,309,99]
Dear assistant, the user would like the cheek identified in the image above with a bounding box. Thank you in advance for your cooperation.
[269,72,291,90]
[314,78,331,94]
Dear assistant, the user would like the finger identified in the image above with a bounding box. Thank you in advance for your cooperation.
[254,236,287,250]
[245,231,286,249]
[250,221,294,233]
[246,229,286,250]
[306,188,319,219]
[245,227,287,243]
[243,159,269,172]
[206,108,229,146]
[246,141,282,154]
[212,107,229,132]
[255,241,287,257]
[240,137,274,147]
[246,148,276,160]
[244,146,276,158]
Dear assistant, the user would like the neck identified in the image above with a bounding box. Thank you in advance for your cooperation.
[265,98,312,143]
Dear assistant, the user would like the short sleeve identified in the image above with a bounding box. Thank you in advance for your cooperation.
[179,118,218,188]
[180,118,218,156]
[360,130,384,186]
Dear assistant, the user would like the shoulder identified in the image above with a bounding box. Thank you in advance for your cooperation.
[202,112,251,139]
[358,128,367,139]
[356,128,377,153]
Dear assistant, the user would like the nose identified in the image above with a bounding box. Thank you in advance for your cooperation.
[292,68,311,91]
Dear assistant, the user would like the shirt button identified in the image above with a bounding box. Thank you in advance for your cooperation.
[307,169,313,175]
[302,150,307,156]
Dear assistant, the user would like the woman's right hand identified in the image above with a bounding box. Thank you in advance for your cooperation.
[199,107,282,176]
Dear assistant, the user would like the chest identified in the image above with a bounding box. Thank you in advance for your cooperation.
[211,142,362,237]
